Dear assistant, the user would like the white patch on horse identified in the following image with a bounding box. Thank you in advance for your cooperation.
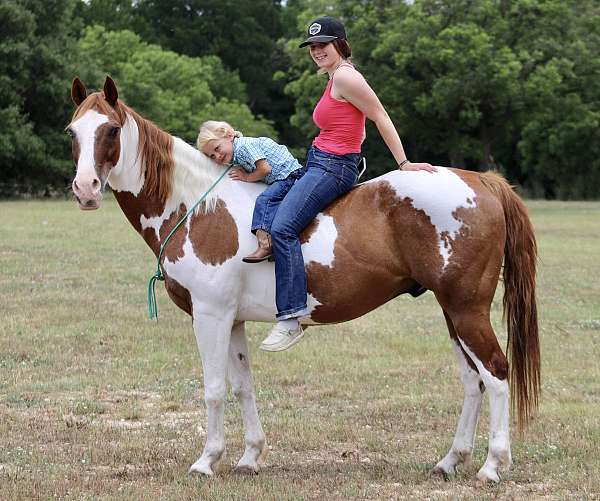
[140,205,178,241]
[301,214,337,267]
[457,341,511,481]
[369,168,476,268]
[107,116,144,195]
[170,137,227,214]
[71,110,108,179]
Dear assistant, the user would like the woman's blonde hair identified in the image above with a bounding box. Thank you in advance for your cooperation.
[196,120,243,151]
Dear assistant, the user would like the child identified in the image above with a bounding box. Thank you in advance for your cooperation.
[197,121,305,263]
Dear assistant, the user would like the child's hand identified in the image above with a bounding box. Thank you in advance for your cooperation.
[229,169,249,182]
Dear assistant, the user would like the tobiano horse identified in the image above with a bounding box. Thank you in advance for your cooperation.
[67,76,540,483]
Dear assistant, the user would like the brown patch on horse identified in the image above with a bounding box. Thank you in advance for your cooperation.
[306,181,442,324]
[94,122,121,180]
[115,189,236,267]
[165,276,193,316]
[114,191,191,264]
[71,92,174,203]
[189,200,239,265]
[160,204,189,263]
[72,138,80,166]
[113,190,167,255]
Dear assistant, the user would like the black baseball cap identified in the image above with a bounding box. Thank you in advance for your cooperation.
[299,16,347,48]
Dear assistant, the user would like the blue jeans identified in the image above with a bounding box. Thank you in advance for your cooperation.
[270,147,361,319]
[251,168,306,234]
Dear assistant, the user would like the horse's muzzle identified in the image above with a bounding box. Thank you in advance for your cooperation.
[79,199,101,210]
[74,193,101,210]
[72,176,103,210]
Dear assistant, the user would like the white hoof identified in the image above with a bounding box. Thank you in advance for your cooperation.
[234,463,259,475]
[188,462,214,476]
[476,465,500,483]
[431,464,454,481]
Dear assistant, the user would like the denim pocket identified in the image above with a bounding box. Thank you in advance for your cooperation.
[327,162,358,193]
[308,148,359,192]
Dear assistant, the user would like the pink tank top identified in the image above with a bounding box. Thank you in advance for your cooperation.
[312,66,366,155]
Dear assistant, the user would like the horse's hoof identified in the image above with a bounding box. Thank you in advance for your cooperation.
[431,465,452,481]
[476,467,500,484]
[234,464,259,475]
[188,463,214,476]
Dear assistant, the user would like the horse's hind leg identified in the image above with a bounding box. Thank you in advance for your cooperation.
[433,311,485,479]
[227,321,266,474]
[448,308,512,483]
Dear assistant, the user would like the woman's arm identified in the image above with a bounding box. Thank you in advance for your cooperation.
[333,67,436,173]
[229,159,272,182]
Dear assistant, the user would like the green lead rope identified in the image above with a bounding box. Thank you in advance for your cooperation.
[147,165,232,320]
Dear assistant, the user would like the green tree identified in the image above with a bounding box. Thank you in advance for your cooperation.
[77,1,285,114]
[0,0,79,195]
[282,0,600,196]
[75,0,294,152]
[76,26,276,141]
[510,0,600,197]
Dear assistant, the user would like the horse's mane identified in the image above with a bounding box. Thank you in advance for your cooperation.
[72,92,175,204]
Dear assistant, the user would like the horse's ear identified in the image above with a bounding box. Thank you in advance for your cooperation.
[71,77,87,106]
[103,76,119,107]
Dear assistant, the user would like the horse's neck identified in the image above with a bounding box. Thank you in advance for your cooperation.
[108,113,252,254]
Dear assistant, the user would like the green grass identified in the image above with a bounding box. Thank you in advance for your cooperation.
[1,198,599,499]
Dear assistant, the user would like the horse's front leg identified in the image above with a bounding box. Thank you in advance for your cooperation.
[228,321,266,474]
[189,311,234,476]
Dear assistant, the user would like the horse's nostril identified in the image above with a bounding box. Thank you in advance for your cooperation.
[92,178,100,189]
[73,180,79,192]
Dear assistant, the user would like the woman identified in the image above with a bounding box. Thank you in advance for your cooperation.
[260,16,436,352]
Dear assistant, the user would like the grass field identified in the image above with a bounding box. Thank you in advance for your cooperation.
[1,198,599,500]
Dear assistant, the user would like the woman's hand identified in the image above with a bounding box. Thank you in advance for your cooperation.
[401,162,437,173]
[229,169,250,182]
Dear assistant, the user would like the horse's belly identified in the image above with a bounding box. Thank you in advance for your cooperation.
[304,259,411,324]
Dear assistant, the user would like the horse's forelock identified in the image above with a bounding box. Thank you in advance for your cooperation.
[72,92,127,125]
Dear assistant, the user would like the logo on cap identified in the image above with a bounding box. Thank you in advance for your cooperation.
[309,23,321,35]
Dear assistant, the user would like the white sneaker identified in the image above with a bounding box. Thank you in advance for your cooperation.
[260,324,305,352]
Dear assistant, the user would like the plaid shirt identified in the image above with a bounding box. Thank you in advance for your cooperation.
[232,137,302,185]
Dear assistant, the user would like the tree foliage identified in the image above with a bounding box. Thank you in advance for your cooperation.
[2,0,600,198]
[282,0,600,197]
[0,0,79,195]
[76,26,276,142]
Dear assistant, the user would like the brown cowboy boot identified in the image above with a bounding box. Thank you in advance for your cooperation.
[242,229,273,263]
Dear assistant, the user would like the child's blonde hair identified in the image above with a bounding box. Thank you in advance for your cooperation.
[196,120,243,151]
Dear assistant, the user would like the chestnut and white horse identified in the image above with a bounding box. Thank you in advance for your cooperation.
[68,77,540,482]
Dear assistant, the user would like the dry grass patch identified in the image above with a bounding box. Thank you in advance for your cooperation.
[1,199,599,499]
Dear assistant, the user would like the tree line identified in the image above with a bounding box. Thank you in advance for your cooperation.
[1,0,599,198]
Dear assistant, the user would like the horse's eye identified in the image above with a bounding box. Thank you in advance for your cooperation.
[66,128,75,138]
[108,126,120,138]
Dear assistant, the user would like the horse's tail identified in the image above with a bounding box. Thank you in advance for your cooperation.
[480,171,540,431]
